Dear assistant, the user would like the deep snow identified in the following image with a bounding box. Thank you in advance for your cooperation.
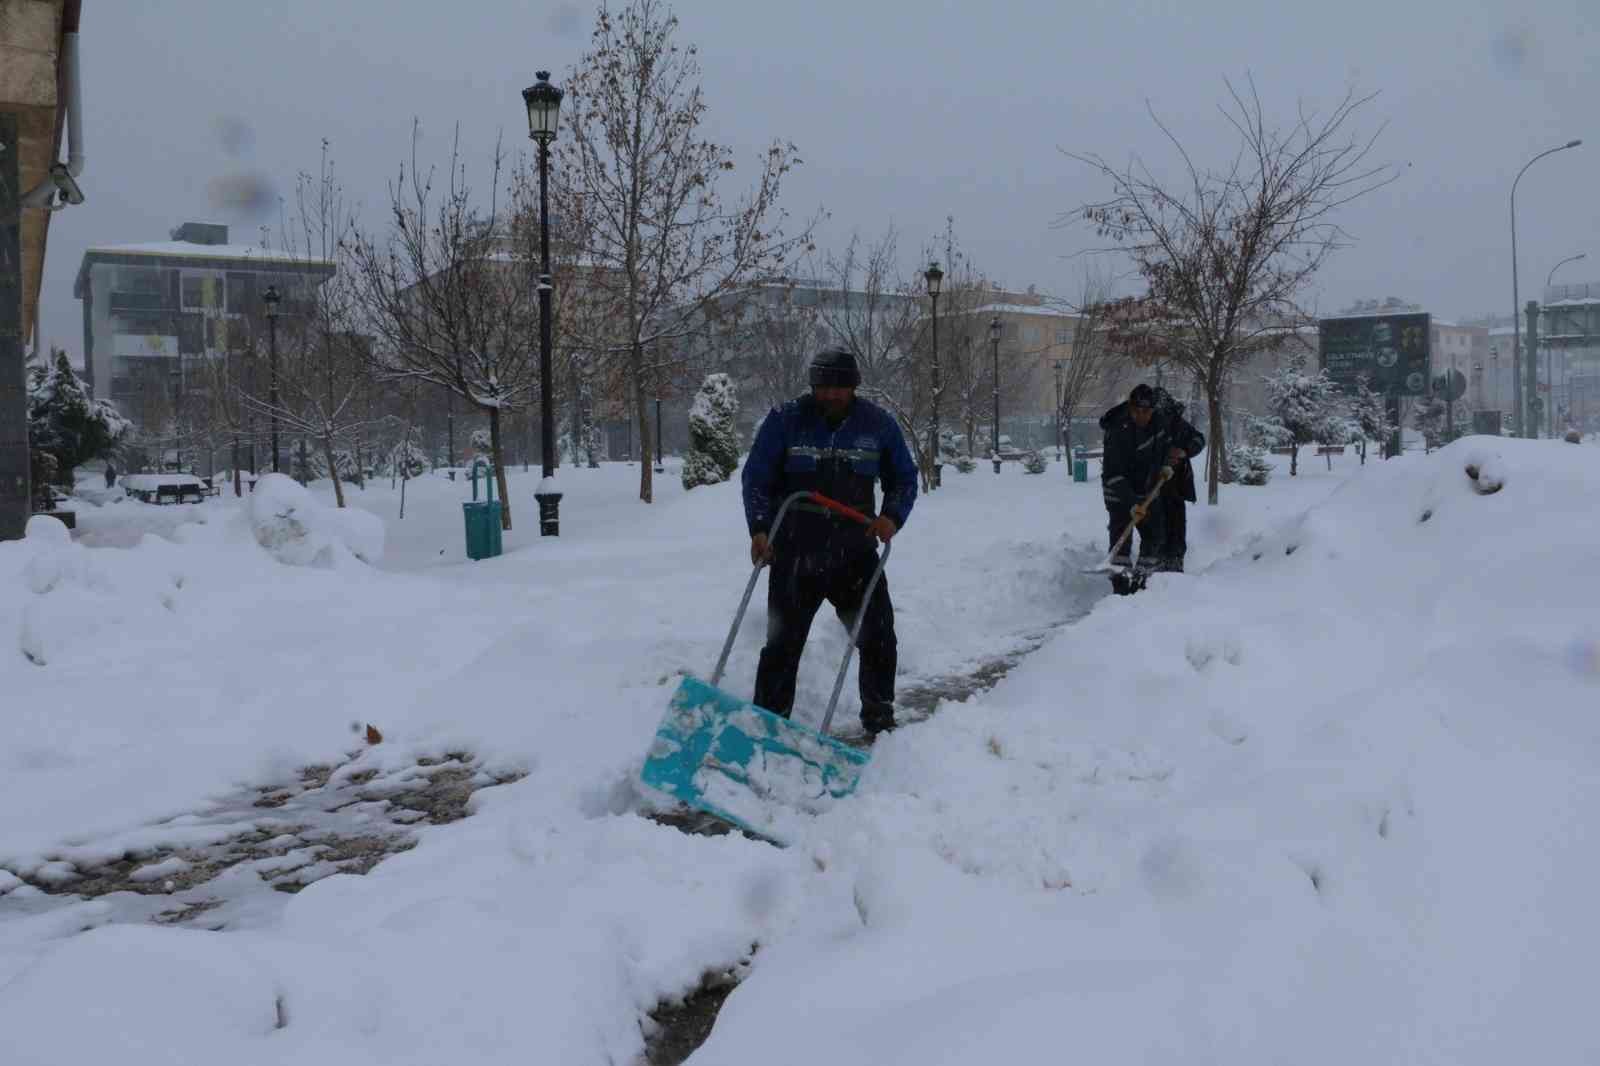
[3,442,1595,1064]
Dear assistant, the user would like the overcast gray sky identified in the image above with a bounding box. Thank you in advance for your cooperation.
[38,0,1600,354]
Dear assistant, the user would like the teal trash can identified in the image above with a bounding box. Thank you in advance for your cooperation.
[463,460,503,561]
[1072,447,1088,483]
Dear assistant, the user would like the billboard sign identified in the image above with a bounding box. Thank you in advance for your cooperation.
[1318,312,1430,395]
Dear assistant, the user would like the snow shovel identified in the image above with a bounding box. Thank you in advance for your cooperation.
[640,490,885,844]
[1083,465,1173,575]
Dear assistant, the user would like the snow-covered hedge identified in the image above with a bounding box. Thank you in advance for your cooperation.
[246,474,384,567]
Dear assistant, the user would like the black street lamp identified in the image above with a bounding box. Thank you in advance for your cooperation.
[262,283,281,473]
[524,70,564,535]
[924,261,943,489]
[989,315,1002,473]
[1510,138,1581,438]
[1053,359,1065,461]
[654,381,664,475]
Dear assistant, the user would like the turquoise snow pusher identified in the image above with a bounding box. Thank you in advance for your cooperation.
[640,491,886,844]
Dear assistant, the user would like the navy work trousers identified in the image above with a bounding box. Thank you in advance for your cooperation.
[753,547,896,719]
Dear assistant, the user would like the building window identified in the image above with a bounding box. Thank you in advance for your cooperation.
[226,272,255,314]
[1055,328,1071,345]
[1023,325,1041,345]
[181,273,224,311]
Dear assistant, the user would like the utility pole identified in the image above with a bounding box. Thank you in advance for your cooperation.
[0,114,30,540]
[1526,300,1542,438]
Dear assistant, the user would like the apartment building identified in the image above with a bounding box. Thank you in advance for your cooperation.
[73,222,334,430]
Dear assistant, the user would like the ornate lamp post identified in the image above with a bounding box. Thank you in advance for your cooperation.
[262,283,281,473]
[1053,359,1065,461]
[989,314,1002,473]
[924,261,943,489]
[1511,139,1581,438]
[524,70,564,534]
[654,378,664,475]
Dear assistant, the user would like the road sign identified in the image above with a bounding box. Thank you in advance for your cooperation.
[1432,369,1467,402]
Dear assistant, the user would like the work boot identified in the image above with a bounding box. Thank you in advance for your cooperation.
[861,702,896,736]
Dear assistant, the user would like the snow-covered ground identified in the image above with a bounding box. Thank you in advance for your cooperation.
[3,443,1595,1064]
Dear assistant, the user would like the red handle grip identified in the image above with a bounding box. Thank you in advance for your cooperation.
[809,491,872,526]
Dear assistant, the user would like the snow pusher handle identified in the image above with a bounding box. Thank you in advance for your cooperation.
[710,490,892,737]
[808,491,872,525]
[1097,465,1172,573]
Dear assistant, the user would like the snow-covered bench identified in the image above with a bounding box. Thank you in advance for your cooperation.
[122,474,207,505]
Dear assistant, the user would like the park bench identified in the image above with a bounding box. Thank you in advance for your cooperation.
[154,483,205,504]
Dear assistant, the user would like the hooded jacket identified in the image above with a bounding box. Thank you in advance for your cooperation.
[1099,388,1206,509]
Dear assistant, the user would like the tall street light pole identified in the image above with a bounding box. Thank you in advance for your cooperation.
[524,70,564,535]
[1546,252,1587,437]
[989,315,1002,473]
[1511,138,1581,438]
[1053,359,1065,461]
[924,261,943,490]
[654,365,664,475]
[262,284,281,473]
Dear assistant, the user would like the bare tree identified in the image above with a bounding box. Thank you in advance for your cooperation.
[811,226,930,485]
[725,279,827,413]
[555,0,815,502]
[1058,280,1134,456]
[925,222,989,460]
[345,126,538,528]
[239,142,381,508]
[1067,78,1396,503]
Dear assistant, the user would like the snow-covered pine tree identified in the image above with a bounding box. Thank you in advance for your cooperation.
[1411,396,1471,452]
[1348,376,1392,464]
[386,439,429,480]
[1256,363,1346,476]
[682,373,741,490]
[27,348,132,490]
[1226,443,1273,485]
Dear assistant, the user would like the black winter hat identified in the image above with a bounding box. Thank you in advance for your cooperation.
[809,346,861,389]
[1129,384,1157,409]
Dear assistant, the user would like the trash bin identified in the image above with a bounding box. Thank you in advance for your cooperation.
[462,459,503,561]
[1072,447,1088,483]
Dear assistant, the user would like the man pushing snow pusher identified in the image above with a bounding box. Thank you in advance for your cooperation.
[1098,384,1206,595]
[743,346,918,736]
[637,347,917,843]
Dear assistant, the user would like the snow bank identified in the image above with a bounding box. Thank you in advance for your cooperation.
[16,449,1564,1064]
[246,473,385,567]
[697,438,1600,1065]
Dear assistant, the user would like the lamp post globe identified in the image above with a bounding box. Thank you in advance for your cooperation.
[524,70,565,534]
[522,71,563,143]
